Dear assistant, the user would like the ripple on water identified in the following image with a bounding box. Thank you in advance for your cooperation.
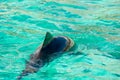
[0,0,120,80]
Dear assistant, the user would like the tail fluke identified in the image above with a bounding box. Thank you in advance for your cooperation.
[17,70,29,80]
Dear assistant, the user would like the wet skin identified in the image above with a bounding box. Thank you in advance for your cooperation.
[17,36,74,80]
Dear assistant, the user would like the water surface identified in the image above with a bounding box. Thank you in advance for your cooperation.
[0,0,120,80]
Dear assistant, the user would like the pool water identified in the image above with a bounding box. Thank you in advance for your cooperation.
[0,0,120,80]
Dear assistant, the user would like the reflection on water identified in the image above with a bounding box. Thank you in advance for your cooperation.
[0,0,120,80]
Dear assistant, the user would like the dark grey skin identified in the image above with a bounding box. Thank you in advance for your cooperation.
[17,32,74,80]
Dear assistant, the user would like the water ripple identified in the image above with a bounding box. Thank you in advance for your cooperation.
[0,0,120,80]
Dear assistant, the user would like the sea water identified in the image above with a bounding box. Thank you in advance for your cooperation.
[0,0,120,80]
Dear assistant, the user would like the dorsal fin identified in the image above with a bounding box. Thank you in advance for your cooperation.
[42,32,53,47]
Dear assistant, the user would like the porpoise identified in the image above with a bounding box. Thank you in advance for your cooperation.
[17,32,75,80]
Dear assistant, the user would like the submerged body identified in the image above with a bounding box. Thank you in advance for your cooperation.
[17,32,74,80]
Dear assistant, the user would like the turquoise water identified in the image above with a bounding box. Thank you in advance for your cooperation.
[0,0,120,80]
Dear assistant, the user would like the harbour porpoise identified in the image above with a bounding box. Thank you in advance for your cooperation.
[17,32,75,80]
